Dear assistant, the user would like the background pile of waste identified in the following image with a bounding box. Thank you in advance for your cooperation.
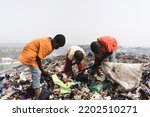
[0,52,150,100]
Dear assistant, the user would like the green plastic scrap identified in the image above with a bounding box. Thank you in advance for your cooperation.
[52,74,75,94]
[89,82,113,92]
[89,83,104,92]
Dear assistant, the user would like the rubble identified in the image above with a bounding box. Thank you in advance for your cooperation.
[0,52,150,100]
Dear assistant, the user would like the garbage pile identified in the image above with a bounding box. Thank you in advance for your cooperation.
[0,52,150,100]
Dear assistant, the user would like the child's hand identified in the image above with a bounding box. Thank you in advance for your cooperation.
[42,71,48,77]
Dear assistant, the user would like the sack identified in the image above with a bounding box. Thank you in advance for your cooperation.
[38,88,51,100]
[102,62,143,91]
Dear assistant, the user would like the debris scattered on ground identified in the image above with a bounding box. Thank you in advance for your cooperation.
[0,52,150,100]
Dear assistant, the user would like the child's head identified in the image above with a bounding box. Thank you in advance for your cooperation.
[74,50,84,63]
[52,34,66,49]
[90,41,101,54]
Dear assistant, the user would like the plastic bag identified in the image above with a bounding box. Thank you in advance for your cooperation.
[102,62,143,91]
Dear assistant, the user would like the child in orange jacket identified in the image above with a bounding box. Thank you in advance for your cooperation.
[90,36,118,76]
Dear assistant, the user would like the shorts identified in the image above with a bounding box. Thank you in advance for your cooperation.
[29,66,41,89]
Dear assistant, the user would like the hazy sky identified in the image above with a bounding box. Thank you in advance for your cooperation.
[0,0,150,47]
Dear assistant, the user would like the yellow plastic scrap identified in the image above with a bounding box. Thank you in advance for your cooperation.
[51,74,75,94]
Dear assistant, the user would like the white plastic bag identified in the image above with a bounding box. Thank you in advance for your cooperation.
[102,62,143,91]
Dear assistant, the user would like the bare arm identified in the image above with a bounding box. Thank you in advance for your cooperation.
[36,56,48,76]
[90,52,112,76]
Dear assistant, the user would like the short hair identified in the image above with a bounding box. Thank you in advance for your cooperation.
[74,50,84,62]
[90,41,100,53]
[53,34,66,47]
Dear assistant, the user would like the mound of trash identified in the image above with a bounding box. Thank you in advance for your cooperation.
[0,52,150,100]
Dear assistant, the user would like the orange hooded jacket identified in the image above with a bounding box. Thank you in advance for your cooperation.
[97,36,118,53]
